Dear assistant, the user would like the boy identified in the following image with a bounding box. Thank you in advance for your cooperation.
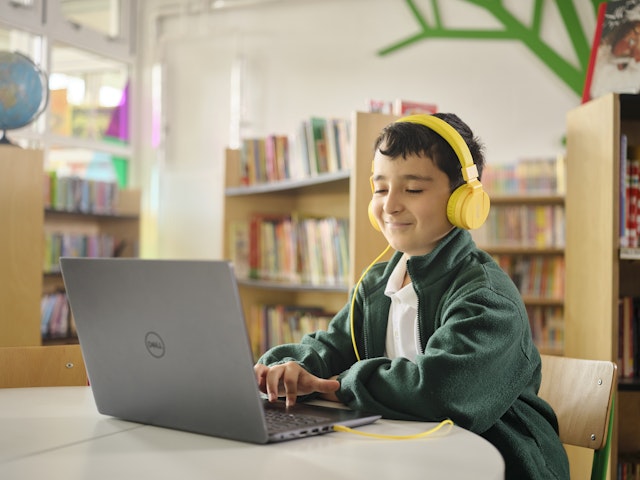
[254,113,569,480]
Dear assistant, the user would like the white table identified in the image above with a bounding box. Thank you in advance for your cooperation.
[0,387,504,480]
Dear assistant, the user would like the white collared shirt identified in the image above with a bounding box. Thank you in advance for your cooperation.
[384,254,420,362]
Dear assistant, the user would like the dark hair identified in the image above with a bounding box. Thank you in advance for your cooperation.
[373,113,486,191]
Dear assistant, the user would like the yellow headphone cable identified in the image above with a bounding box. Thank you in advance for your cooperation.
[349,244,392,362]
[345,245,455,439]
[334,418,454,439]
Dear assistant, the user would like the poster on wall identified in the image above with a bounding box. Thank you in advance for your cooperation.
[583,0,640,102]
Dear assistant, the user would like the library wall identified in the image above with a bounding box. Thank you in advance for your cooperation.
[137,0,594,260]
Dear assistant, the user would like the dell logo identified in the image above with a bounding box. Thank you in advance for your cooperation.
[145,332,166,358]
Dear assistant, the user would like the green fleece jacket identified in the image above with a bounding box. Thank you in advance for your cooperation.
[259,228,569,480]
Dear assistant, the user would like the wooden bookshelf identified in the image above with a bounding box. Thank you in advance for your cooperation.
[565,93,640,479]
[472,193,565,355]
[0,146,44,347]
[41,189,141,344]
[223,112,395,357]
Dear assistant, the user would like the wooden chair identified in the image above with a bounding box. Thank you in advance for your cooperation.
[538,354,617,480]
[0,345,88,388]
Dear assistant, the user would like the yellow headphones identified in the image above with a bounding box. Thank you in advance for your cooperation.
[368,114,490,231]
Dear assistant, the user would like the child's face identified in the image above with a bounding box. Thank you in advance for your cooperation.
[370,148,453,256]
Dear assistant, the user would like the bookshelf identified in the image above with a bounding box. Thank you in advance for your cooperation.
[223,112,395,357]
[41,189,141,344]
[565,93,640,479]
[0,146,44,347]
[472,193,565,355]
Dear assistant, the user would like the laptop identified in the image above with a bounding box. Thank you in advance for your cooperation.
[59,257,380,444]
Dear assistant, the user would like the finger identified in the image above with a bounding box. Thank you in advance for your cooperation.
[264,366,284,402]
[282,367,301,407]
[315,378,340,393]
[253,364,268,393]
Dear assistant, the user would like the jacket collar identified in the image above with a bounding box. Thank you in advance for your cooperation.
[383,228,475,281]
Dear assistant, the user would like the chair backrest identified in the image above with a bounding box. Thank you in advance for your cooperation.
[539,354,616,450]
[538,354,617,480]
[0,345,88,388]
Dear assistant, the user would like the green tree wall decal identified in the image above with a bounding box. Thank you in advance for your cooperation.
[378,0,604,97]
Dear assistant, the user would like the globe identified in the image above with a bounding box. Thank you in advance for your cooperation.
[0,51,48,144]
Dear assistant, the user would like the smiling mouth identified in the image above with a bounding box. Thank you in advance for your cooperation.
[385,221,412,228]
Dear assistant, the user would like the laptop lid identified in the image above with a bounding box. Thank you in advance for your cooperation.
[60,258,379,444]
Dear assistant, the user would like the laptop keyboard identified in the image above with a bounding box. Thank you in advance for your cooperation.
[264,408,328,430]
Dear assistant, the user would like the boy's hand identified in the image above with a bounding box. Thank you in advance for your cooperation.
[254,362,340,407]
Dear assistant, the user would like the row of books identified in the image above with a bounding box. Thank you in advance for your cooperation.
[619,454,640,480]
[472,205,565,249]
[621,137,640,248]
[238,116,351,186]
[245,303,563,360]
[481,156,566,195]
[493,255,565,300]
[618,296,639,379]
[527,306,563,353]
[43,172,120,214]
[229,214,349,287]
[40,292,75,340]
[365,97,438,116]
[247,304,333,359]
[43,232,119,273]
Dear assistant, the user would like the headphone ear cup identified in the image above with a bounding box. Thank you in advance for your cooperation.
[447,183,490,230]
[368,175,381,231]
[368,200,381,231]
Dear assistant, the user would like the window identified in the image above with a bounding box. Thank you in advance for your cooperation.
[0,0,136,187]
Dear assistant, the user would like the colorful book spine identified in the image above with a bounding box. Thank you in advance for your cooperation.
[236,116,350,186]
[44,173,120,214]
[235,213,349,287]
[620,142,640,249]
[526,305,564,353]
[618,453,640,479]
[43,232,117,273]
[618,296,640,379]
[481,156,565,195]
[40,292,73,340]
[478,205,565,248]
[249,304,334,357]
[492,255,565,299]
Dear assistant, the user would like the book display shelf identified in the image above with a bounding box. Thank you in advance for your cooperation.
[224,112,394,358]
[224,111,570,361]
[41,189,141,345]
[0,146,44,347]
[565,93,640,479]
[472,191,565,355]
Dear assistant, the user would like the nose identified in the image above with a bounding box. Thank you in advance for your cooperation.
[383,188,403,214]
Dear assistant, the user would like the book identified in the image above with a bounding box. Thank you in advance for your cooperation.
[40,292,72,340]
[324,118,340,173]
[526,305,564,352]
[252,304,334,353]
[247,213,289,280]
[235,117,350,184]
[366,98,393,114]
[292,121,312,179]
[308,117,329,174]
[274,135,289,180]
[618,296,639,378]
[621,142,640,248]
[583,0,640,102]
[393,99,438,116]
[228,220,250,278]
